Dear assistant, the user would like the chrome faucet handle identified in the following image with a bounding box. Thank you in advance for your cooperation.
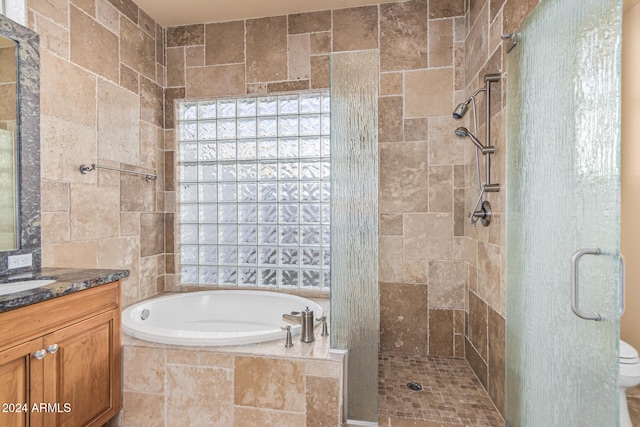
[281,325,293,348]
[316,316,329,337]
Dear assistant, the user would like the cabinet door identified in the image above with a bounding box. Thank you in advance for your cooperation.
[0,338,45,427]
[43,310,121,427]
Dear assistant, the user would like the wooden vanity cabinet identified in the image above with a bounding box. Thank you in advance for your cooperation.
[0,337,45,427]
[0,281,122,427]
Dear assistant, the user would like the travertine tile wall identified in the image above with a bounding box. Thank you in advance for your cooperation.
[163,0,473,362]
[461,0,540,417]
[161,3,529,413]
[25,0,545,420]
[120,334,344,426]
[377,0,471,361]
[27,0,167,308]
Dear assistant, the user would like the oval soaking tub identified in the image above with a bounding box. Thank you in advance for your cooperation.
[122,290,323,346]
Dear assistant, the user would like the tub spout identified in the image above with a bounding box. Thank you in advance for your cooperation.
[282,311,302,324]
[282,307,315,343]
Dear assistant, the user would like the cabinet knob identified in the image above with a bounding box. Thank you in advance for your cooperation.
[46,344,59,354]
[33,349,46,360]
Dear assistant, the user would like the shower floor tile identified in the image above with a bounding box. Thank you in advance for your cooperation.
[378,351,504,427]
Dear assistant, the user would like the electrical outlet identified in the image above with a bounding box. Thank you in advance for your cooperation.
[8,253,32,270]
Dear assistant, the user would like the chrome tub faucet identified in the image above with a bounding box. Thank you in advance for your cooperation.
[282,306,315,343]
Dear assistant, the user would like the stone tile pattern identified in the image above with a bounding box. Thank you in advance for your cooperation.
[462,0,540,420]
[161,3,519,419]
[26,0,545,423]
[29,0,167,307]
[378,351,503,425]
[119,333,343,427]
[164,0,469,363]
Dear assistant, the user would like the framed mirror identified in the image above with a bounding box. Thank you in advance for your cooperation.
[0,14,41,274]
[0,35,17,251]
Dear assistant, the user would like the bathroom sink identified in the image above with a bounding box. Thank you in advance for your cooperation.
[0,279,56,296]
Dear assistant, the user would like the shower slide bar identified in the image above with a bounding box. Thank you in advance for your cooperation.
[452,72,501,226]
[483,73,501,191]
[79,163,158,182]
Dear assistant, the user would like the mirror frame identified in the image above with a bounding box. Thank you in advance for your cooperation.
[0,14,40,275]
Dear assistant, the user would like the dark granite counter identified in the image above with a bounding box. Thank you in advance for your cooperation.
[0,267,129,313]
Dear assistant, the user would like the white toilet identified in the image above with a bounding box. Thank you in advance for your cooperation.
[620,340,640,427]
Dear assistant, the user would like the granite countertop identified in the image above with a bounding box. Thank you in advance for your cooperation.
[0,267,130,313]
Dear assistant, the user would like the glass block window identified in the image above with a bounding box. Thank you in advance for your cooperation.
[177,93,331,291]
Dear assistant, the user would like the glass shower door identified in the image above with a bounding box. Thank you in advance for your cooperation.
[505,0,622,425]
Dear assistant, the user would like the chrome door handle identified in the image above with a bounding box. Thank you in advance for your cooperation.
[570,248,602,321]
[46,344,59,354]
[33,349,46,360]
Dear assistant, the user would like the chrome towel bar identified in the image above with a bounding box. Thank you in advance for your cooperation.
[79,163,157,183]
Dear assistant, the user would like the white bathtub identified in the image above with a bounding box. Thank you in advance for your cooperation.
[122,290,323,346]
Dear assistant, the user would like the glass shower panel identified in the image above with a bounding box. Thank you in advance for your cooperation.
[506,0,622,425]
[330,50,379,422]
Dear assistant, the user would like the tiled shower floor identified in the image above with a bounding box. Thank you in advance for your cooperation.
[378,352,504,427]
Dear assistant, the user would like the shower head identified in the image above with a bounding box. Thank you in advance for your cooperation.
[453,98,471,120]
[452,88,487,120]
[452,101,470,120]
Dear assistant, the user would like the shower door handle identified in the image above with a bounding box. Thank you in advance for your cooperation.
[570,248,602,321]
[570,249,625,321]
[619,255,625,317]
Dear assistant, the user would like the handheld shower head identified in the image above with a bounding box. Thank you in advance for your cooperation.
[454,127,468,138]
[454,127,494,154]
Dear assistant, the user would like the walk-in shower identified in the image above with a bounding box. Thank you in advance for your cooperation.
[453,73,501,226]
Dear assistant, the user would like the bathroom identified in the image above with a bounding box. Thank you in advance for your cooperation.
[0,0,638,425]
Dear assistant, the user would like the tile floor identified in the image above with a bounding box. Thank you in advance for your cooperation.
[378,352,504,427]
[378,354,640,427]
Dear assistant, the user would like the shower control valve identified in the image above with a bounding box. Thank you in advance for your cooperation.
[471,201,493,227]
